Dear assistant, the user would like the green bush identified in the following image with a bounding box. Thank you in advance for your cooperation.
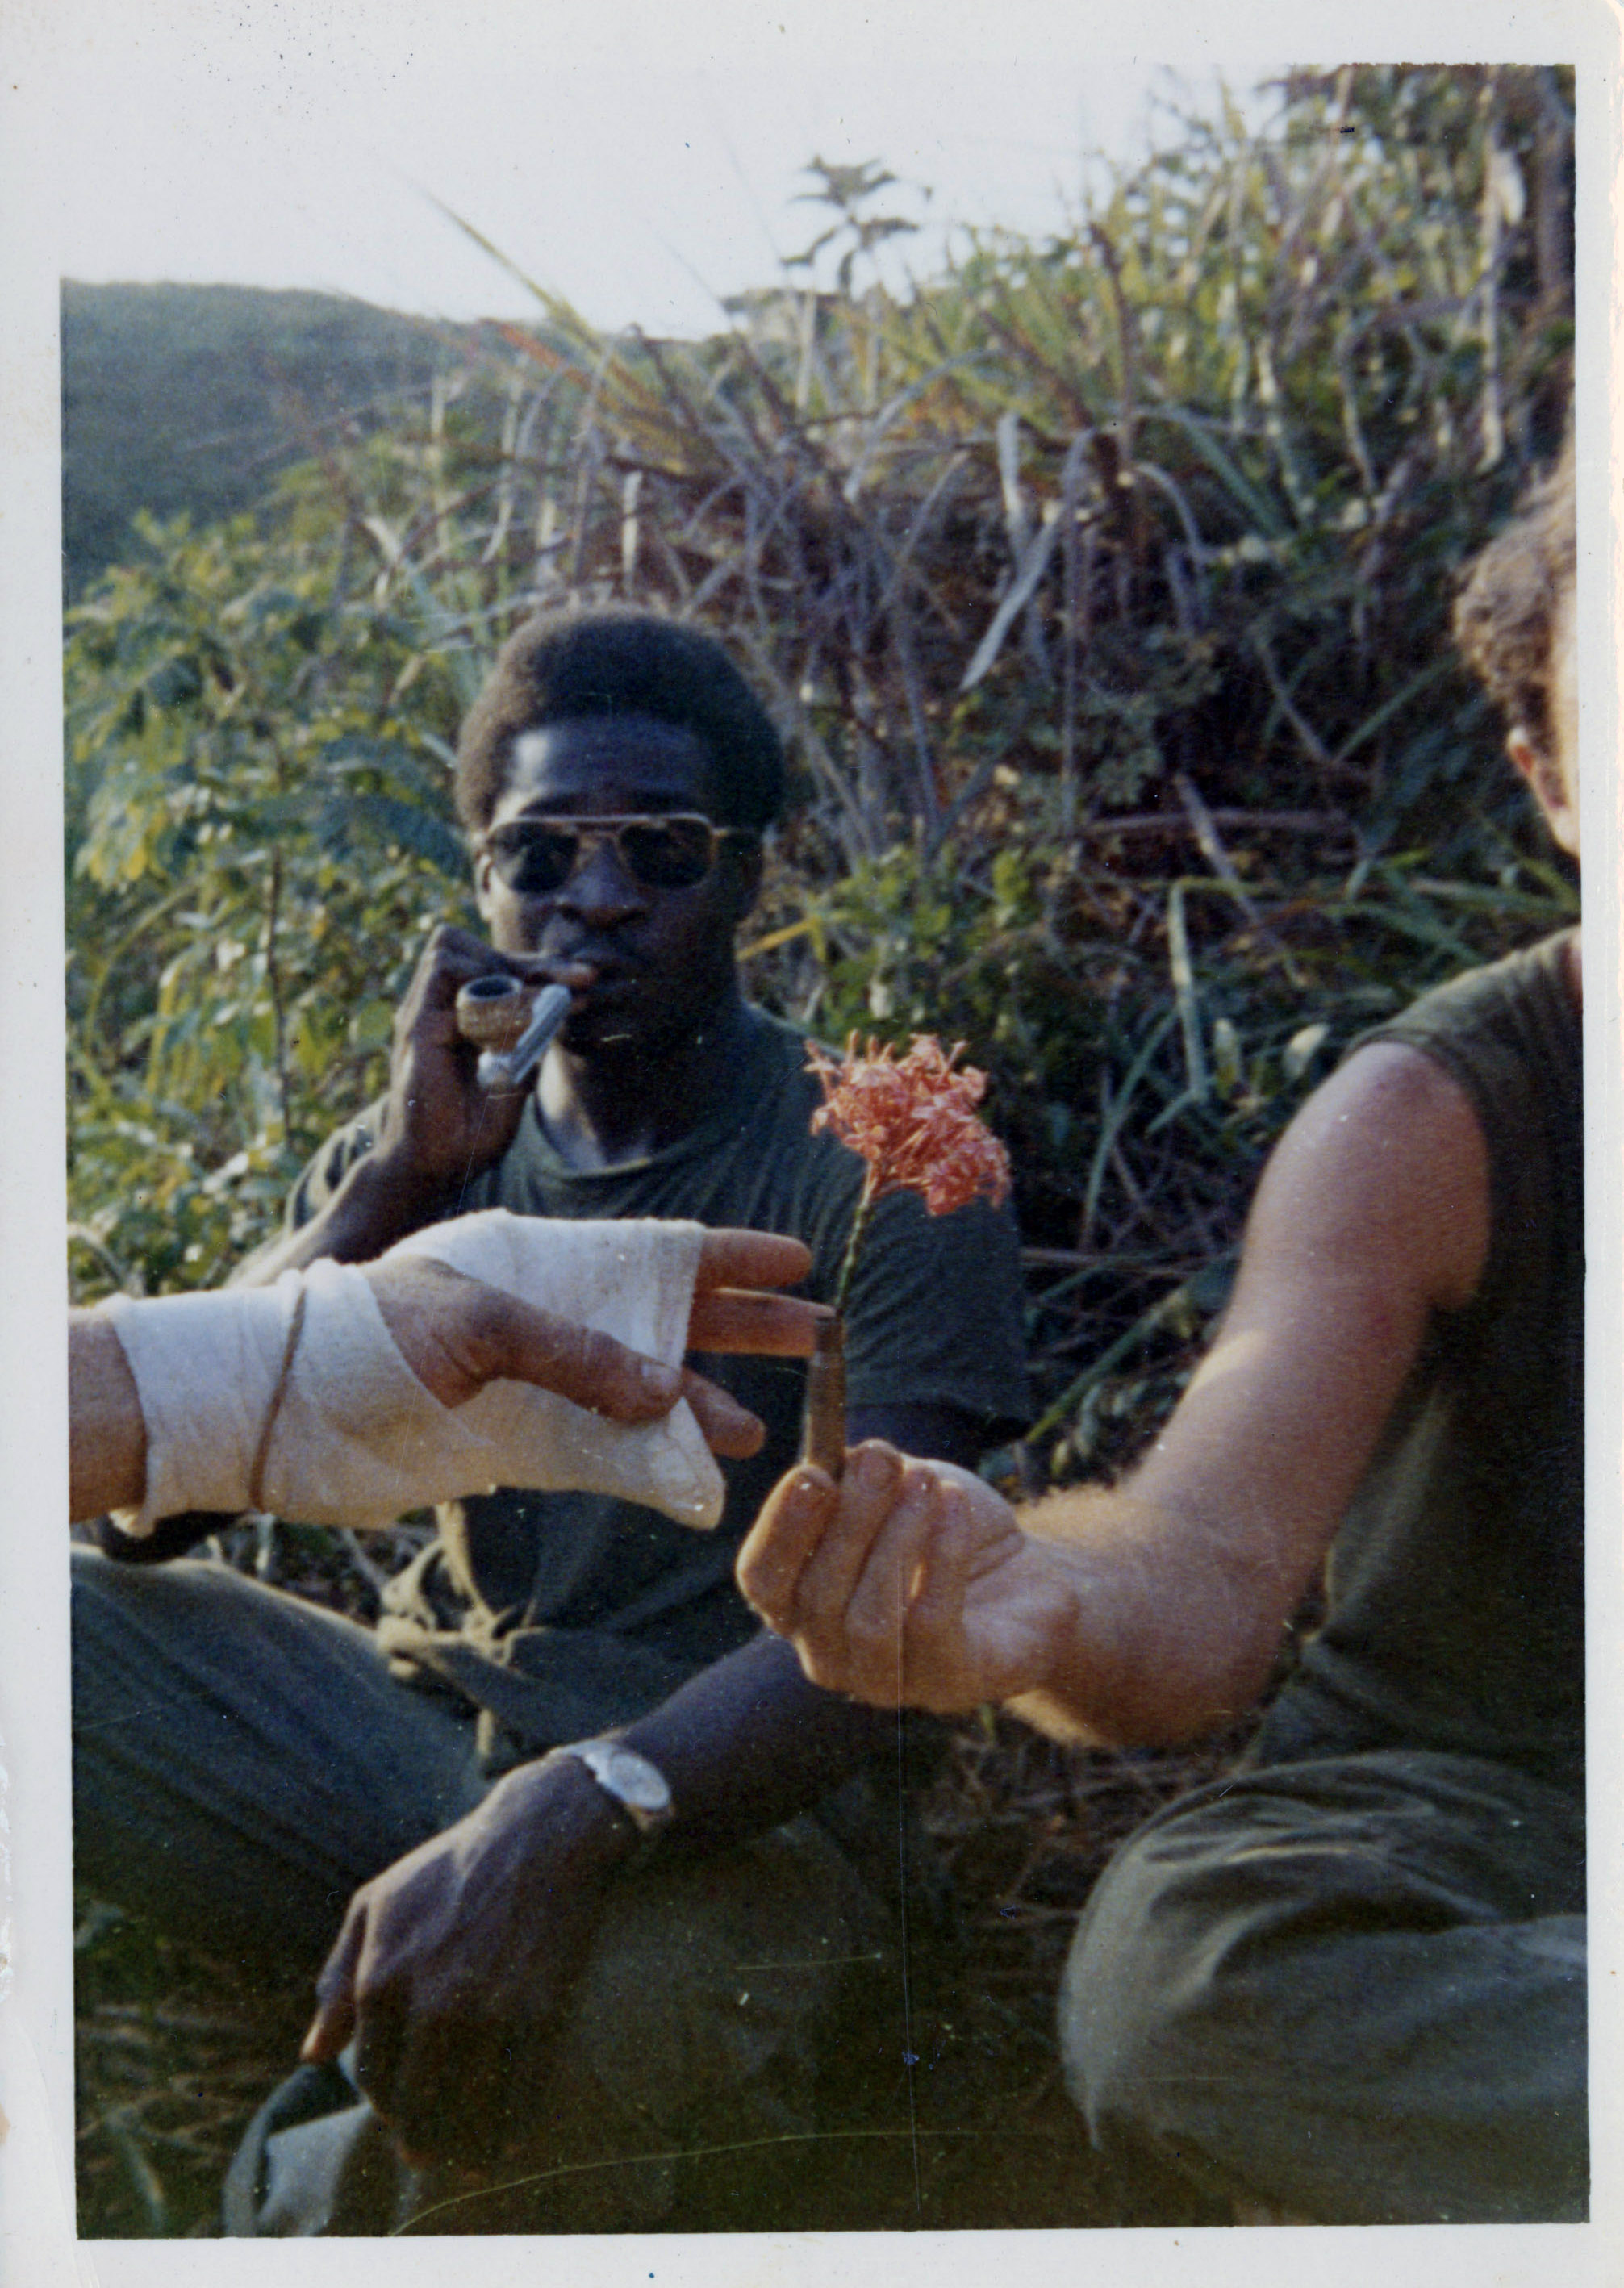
[65,64,1576,1471]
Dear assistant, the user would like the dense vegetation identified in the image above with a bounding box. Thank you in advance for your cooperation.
[66,64,1575,1484]
[66,60,1576,2238]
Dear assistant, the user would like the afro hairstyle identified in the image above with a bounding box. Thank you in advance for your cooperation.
[454,607,787,836]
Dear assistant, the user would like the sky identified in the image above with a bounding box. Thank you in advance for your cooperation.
[36,0,1308,336]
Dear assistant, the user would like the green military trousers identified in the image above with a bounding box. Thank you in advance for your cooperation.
[72,1548,893,2236]
[1059,1743,1586,2223]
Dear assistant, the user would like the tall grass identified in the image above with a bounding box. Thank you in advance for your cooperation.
[66,62,1574,1459]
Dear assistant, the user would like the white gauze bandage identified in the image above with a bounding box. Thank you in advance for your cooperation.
[103,1210,724,1538]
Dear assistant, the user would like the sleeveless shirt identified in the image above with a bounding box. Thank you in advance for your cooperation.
[1267,931,1583,1793]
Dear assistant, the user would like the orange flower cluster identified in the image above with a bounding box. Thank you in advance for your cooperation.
[807,1033,1012,1217]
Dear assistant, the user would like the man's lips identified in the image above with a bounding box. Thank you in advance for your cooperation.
[537,954,640,998]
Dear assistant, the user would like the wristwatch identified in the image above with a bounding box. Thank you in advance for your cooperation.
[549,1738,676,1841]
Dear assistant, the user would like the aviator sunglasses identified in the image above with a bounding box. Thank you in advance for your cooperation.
[479,812,758,897]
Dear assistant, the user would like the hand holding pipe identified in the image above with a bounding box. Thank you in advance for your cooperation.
[454,975,573,1092]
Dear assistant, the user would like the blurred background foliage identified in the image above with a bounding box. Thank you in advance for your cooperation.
[66,59,1577,2237]
[66,63,1576,1488]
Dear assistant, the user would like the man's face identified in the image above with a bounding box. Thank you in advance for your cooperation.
[473,713,761,1058]
[1509,580,1579,863]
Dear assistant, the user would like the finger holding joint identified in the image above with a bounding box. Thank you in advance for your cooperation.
[736,1465,837,1624]
[788,1441,908,1638]
[843,1468,946,1698]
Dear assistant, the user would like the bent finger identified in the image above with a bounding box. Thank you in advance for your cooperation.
[350,1989,409,2118]
[787,1441,910,1640]
[679,1369,766,1457]
[406,927,518,1026]
[901,1484,979,1710]
[484,1297,683,1419]
[838,1468,945,1704]
[302,1911,365,2064]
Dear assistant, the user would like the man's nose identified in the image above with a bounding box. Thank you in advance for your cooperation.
[551,833,648,921]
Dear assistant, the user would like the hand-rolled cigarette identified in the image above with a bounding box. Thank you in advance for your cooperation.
[455,976,572,1092]
[799,1314,847,1480]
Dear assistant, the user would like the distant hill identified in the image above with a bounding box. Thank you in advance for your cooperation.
[61,282,486,599]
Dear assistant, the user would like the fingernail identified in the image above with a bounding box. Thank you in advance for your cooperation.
[851,1444,899,1493]
[638,1361,680,1401]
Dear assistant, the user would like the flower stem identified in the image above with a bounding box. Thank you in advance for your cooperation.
[832,1173,880,1317]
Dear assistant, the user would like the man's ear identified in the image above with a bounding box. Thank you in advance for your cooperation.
[1507,729,1578,858]
[472,844,498,926]
[728,837,765,925]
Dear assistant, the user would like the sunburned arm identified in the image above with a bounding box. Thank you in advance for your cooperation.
[69,1313,145,1521]
[739,1042,1492,1747]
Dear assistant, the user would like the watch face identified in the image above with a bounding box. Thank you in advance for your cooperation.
[597,1746,672,1815]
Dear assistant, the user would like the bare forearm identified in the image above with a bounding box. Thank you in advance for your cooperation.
[616,1632,893,1855]
[69,1313,146,1520]
[546,1411,980,1855]
[739,1448,1305,1749]
[1004,1487,1294,1747]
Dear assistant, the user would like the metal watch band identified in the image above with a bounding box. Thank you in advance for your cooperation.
[553,1738,675,1838]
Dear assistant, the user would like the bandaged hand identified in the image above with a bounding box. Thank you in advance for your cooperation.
[98,1213,819,1538]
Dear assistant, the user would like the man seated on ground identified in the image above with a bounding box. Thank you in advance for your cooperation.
[740,436,1584,2227]
[73,607,1029,2236]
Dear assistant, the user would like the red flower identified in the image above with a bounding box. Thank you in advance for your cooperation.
[807,1033,1012,1217]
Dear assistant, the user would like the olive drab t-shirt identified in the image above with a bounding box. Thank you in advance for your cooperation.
[1268,932,1584,1793]
[286,1004,1030,1713]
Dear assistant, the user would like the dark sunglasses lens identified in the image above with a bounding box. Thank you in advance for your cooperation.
[491,826,578,895]
[620,819,715,887]
[486,817,730,894]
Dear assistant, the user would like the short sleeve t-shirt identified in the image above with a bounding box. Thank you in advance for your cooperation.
[286,1004,1031,1681]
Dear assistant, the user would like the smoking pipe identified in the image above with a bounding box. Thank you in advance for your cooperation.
[453,975,572,1092]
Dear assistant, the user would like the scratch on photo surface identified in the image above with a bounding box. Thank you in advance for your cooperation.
[390,2124,998,2234]
[733,1952,887,1971]
[894,1576,921,2215]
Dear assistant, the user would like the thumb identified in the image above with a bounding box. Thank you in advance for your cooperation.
[300,1917,363,2064]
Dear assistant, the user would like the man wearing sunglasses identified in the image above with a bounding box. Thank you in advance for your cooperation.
[81,607,1029,2233]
